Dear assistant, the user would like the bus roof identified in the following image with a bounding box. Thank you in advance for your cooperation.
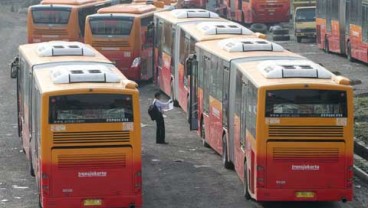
[154,9,221,24]
[41,0,105,5]
[98,4,157,14]
[19,41,112,67]
[196,37,304,62]
[179,21,265,42]
[34,63,138,94]
[233,59,351,88]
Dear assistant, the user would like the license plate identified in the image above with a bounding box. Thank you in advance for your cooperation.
[83,199,102,206]
[296,192,315,198]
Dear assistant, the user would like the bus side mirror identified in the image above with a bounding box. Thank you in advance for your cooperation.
[10,57,19,79]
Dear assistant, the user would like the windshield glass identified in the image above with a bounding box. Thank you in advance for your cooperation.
[32,7,71,24]
[49,94,134,123]
[266,89,347,118]
[295,8,316,22]
[89,16,134,36]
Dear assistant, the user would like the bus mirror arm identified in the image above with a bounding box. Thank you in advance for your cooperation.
[10,57,19,79]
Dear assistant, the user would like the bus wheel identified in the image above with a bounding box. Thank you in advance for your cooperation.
[347,42,354,62]
[243,164,251,200]
[170,83,179,107]
[297,37,302,43]
[222,135,233,169]
[324,38,329,53]
[201,119,209,148]
[29,150,35,177]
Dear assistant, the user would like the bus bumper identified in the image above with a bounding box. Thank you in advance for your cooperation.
[255,188,352,202]
[41,195,142,208]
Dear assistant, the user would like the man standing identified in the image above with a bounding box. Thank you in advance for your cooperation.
[153,92,172,144]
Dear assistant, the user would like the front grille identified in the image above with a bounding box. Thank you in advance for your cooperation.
[273,147,340,163]
[58,152,126,169]
[269,125,343,138]
[34,29,68,36]
[53,131,130,145]
[92,41,129,47]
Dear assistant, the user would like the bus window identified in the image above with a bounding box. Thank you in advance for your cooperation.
[89,16,134,36]
[265,89,347,118]
[31,7,71,24]
[49,94,134,124]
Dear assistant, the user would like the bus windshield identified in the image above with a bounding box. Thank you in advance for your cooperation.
[295,8,316,22]
[32,7,71,24]
[89,16,134,36]
[49,94,134,123]
[265,89,347,117]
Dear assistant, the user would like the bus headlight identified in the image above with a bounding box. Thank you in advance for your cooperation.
[131,57,141,68]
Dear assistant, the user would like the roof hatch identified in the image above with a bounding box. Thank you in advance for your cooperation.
[257,60,334,79]
[218,38,284,52]
[196,22,253,35]
[171,9,219,19]
[50,65,121,83]
[36,41,95,57]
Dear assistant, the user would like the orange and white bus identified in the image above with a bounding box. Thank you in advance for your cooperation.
[154,9,221,101]
[84,2,174,81]
[220,0,290,26]
[28,0,113,43]
[10,41,142,208]
[185,37,354,201]
[316,0,368,63]
[174,21,265,116]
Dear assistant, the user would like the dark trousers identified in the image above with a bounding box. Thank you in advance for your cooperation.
[155,116,165,143]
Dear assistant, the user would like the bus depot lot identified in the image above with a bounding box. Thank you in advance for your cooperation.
[0,8,367,208]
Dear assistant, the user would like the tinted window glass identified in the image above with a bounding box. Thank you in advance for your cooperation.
[32,7,71,24]
[89,16,134,35]
[266,89,347,118]
[295,8,316,22]
[49,94,133,123]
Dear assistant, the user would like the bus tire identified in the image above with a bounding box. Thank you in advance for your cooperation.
[222,135,233,169]
[243,163,251,200]
[29,150,35,177]
[170,82,179,107]
[324,38,329,53]
[201,119,209,148]
[250,23,267,34]
[297,37,302,43]
[347,41,354,62]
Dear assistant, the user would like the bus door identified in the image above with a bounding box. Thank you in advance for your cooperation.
[222,66,232,160]
[187,54,198,130]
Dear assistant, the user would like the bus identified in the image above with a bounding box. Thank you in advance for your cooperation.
[185,37,354,201]
[10,41,142,208]
[173,21,265,114]
[28,0,113,43]
[316,0,368,63]
[84,2,173,81]
[219,0,291,26]
[154,9,221,101]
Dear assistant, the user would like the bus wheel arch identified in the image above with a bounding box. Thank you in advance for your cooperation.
[222,134,233,169]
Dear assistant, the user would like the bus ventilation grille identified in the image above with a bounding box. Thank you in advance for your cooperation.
[92,40,129,48]
[273,147,340,163]
[34,29,68,36]
[171,9,219,19]
[196,22,253,35]
[36,41,95,57]
[53,131,130,145]
[58,153,126,169]
[268,125,343,138]
[218,38,284,52]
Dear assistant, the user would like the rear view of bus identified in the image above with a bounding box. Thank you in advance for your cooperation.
[84,3,171,81]
[28,0,112,43]
[11,42,142,208]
